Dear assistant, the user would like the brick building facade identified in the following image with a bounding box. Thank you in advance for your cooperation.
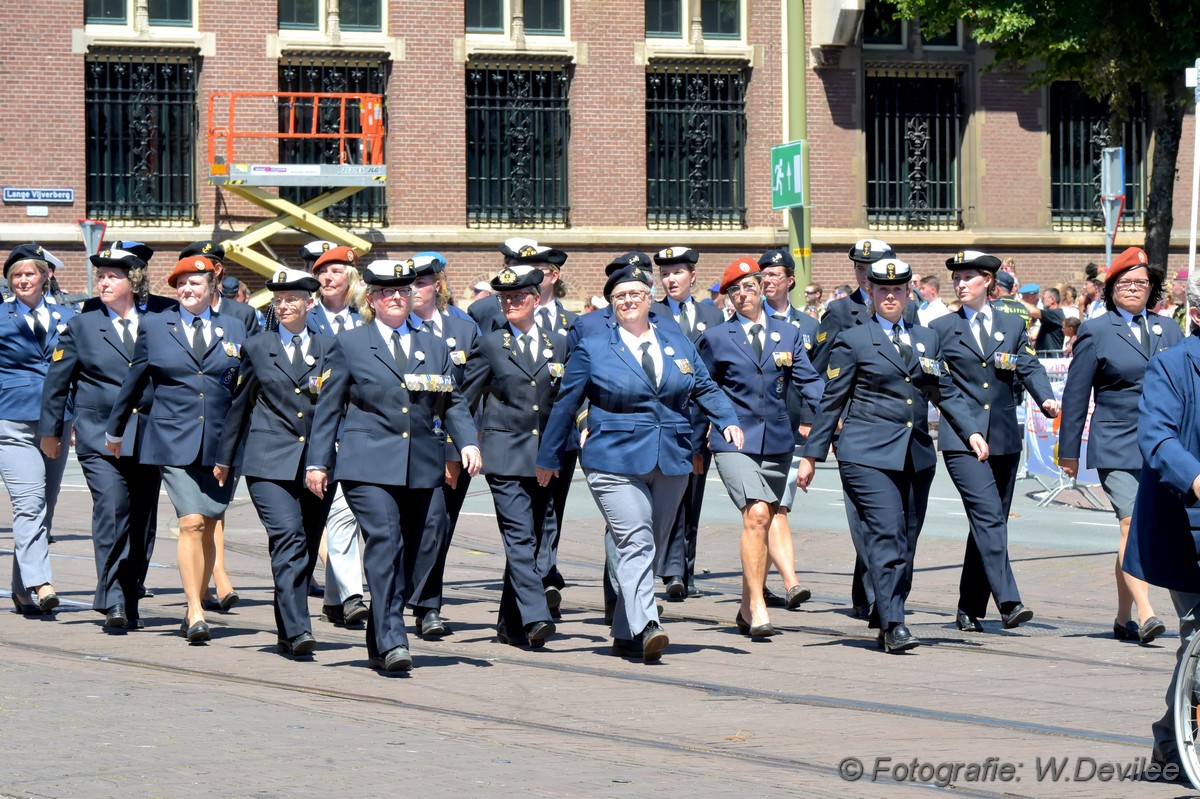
[0,1,1194,309]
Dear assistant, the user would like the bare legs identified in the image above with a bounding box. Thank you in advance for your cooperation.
[740,501,774,626]
[1115,515,1156,626]
[178,513,218,625]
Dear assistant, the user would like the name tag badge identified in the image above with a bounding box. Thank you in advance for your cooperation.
[404,373,453,392]
[993,352,1017,371]
[918,357,941,376]
[772,351,793,368]
[675,358,693,375]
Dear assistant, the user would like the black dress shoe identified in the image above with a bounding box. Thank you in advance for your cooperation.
[525,620,556,648]
[11,596,42,616]
[955,609,983,633]
[1001,603,1033,629]
[735,611,751,634]
[641,622,669,662]
[418,609,449,637]
[763,586,786,608]
[381,646,413,672]
[785,585,811,609]
[137,586,154,599]
[203,591,239,612]
[342,595,369,625]
[687,582,702,598]
[664,576,686,599]
[322,604,345,624]
[1113,620,1139,640]
[496,630,529,647]
[104,604,128,628]
[612,637,643,658]
[1139,615,1167,644]
[278,631,317,656]
[308,581,324,598]
[181,619,211,643]
[125,618,145,631]
[544,585,562,616]
[881,624,920,653]
[851,603,872,620]
[37,593,60,613]
[749,621,778,638]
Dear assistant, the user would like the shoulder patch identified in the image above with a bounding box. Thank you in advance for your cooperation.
[52,348,64,362]
[816,331,827,343]
[826,366,841,379]
[1025,346,1036,356]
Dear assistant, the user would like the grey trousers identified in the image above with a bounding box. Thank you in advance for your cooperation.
[585,467,688,640]
[322,483,364,605]
[0,419,67,594]
[1151,589,1200,761]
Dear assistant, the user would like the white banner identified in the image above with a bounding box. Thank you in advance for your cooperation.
[1023,357,1100,484]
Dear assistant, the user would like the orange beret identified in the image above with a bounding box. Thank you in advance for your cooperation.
[719,258,760,293]
[1105,246,1150,283]
[312,245,359,273]
[167,256,217,288]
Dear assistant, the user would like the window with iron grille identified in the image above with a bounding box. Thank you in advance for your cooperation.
[278,57,388,227]
[646,64,747,230]
[465,60,571,228]
[864,71,963,230]
[1050,82,1148,232]
[85,52,198,223]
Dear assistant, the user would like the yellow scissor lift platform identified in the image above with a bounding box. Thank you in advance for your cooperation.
[207,91,386,305]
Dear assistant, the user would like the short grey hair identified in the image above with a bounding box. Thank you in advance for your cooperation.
[1186,270,1200,310]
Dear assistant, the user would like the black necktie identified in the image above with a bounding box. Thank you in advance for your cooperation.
[29,309,46,348]
[191,317,207,362]
[1134,313,1150,354]
[391,330,406,372]
[892,325,913,363]
[975,313,989,352]
[678,303,692,338]
[333,315,345,335]
[423,319,438,337]
[640,341,657,386]
[290,335,305,372]
[118,319,134,354]
[749,323,764,358]
[537,308,552,332]
[521,335,536,369]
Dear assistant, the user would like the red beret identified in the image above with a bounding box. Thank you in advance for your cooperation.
[167,256,218,288]
[313,245,359,273]
[1105,247,1150,283]
[719,258,760,292]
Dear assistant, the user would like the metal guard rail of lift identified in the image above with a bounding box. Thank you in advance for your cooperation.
[207,91,386,174]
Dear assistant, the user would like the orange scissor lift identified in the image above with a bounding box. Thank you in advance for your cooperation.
[207,91,386,299]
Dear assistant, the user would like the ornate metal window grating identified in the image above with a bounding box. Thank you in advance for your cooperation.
[278,56,389,227]
[1049,82,1148,232]
[466,60,572,229]
[865,71,963,230]
[85,51,198,224]
[646,63,748,231]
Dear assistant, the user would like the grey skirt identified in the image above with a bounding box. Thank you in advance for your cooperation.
[713,450,792,509]
[1097,467,1139,520]
[161,464,237,519]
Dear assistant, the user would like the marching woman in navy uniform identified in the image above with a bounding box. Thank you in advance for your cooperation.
[39,248,161,630]
[650,246,724,598]
[406,252,481,637]
[931,251,1059,632]
[0,244,76,615]
[305,260,481,673]
[461,264,566,647]
[306,245,363,336]
[214,268,335,657]
[106,255,247,643]
[1060,245,1183,644]
[798,258,987,653]
[536,265,742,662]
[698,258,824,637]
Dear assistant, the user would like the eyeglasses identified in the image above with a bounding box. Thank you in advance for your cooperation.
[499,292,534,304]
[270,295,308,306]
[612,290,649,304]
[803,289,819,295]
[370,287,411,298]
[1115,279,1151,290]
[726,281,760,296]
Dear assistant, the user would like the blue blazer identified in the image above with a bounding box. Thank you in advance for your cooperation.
[306,324,477,488]
[39,306,151,457]
[1126,334,1200,592]
[1060,309,1182,470]
[697,315,823,456]
[461,326,568,477]
[215,331,337,480]
[307,303,362,337]
[930,307,1056,456]
[215,296,262,336]
[468,294,505,333]
[802,320,980,472]
[411,313,481,461]
[568,304,682,353]
[536,325,738,477]
[106,309,246,467]
[812,290,919,373]
[0,298,75,423]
